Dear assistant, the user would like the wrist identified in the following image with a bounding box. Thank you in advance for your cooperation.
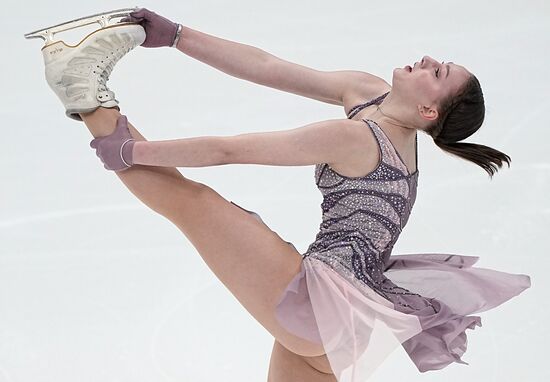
[131,140,148,165]
[171,23,183,48]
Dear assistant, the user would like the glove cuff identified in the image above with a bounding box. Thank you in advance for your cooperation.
[120,139,136,167]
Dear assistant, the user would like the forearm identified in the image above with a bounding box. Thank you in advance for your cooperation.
[175,26,274,85]
[133,136,228,168]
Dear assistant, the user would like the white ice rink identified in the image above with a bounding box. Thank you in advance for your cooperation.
[1,0,547,381]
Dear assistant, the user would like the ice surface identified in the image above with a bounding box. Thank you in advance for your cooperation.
[1,0,547,381]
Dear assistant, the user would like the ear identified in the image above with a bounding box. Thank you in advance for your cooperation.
[418,104,439,121]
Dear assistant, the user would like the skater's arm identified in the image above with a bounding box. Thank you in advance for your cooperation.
[132,136,227,168]
[176,26,387,106]
[131,118,373,168]
[221,118,374,167]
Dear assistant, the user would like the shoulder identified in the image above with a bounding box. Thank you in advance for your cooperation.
[303,118,380,168]
[328,127,382,178]
[325,118,382,177]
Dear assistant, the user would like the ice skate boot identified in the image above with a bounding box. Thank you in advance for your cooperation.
[28,19,144,121]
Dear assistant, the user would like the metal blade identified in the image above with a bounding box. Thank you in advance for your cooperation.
[24,7,139,45]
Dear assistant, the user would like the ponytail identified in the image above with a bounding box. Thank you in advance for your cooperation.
[434,139,511,178]
[427,74,510,179]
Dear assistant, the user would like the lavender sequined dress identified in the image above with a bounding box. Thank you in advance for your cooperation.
[232,92,531,381]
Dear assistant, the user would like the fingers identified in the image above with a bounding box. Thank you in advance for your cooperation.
[116,115,128,129]
[130,9,145,18]
[130,8,148,19]
[121,16,140,23]
[116,115,132,137]
[121,8,148,23]
[89,115,129,150]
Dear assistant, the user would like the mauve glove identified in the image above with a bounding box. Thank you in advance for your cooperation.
[90,115,136,172]
[121,8,179,48]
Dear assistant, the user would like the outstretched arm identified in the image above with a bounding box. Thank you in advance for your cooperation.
[176,26,385,105]
[131,118,372,168]
[126,8,386,106]
[90,116,374,171]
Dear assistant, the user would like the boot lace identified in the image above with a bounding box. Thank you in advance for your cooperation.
[96,43,133,93]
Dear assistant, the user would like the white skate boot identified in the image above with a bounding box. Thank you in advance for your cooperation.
[41,23,145,121]
[34,20,145,120]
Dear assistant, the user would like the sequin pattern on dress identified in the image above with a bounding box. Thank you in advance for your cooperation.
[303,92,432,313]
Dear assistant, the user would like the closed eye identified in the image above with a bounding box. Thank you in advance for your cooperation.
[436,61,444,78]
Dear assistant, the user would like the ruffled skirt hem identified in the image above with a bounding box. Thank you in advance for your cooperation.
[275,253,531,381]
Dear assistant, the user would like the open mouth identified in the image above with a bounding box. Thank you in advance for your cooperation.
[405,65,412,72]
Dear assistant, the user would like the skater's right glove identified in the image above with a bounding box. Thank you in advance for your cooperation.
[89,115,136,172]
[121,8,182,48]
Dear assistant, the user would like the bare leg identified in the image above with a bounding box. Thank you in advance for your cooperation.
[81,107,205,219]
[267,340,337,382]
[79,107,334,364]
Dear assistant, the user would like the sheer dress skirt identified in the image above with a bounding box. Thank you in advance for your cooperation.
[231,201,531,382]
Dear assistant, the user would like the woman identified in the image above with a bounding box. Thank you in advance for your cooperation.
[35,8,531,382]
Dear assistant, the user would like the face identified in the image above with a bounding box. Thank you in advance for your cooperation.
[392,55,472,122]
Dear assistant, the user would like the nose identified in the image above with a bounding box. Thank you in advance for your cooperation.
[421,55,434,66]
[420,55,446,70]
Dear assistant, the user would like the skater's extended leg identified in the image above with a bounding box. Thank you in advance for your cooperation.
[44,15,332,371]
[80,108,334,372]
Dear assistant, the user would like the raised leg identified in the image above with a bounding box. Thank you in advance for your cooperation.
[80,107,330,360]
[267,340,337,382]
[81,107,198,215]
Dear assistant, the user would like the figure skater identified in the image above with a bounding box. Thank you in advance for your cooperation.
[29,8,531,382]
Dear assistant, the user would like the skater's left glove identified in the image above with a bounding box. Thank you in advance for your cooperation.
[90,115,136,172]
[121,8,181,48]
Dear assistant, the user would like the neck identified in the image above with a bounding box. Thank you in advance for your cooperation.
[367,93,418,139]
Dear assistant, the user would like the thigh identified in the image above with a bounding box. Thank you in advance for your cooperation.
[164,182,326,357]
[268,340,337,382]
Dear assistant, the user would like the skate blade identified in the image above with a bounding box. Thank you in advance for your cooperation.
[24,7,139,46]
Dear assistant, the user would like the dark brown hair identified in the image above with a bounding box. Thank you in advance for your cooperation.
[425,74,510,178]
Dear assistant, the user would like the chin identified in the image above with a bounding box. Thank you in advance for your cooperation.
[392,68,403,78]
[394,66,408,76]
[391,67,406,83]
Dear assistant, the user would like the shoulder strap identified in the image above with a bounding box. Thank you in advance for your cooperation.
[360,119,385,163]
[415,133,418,170]
[347,91,390,119]
[366,120,419,175]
